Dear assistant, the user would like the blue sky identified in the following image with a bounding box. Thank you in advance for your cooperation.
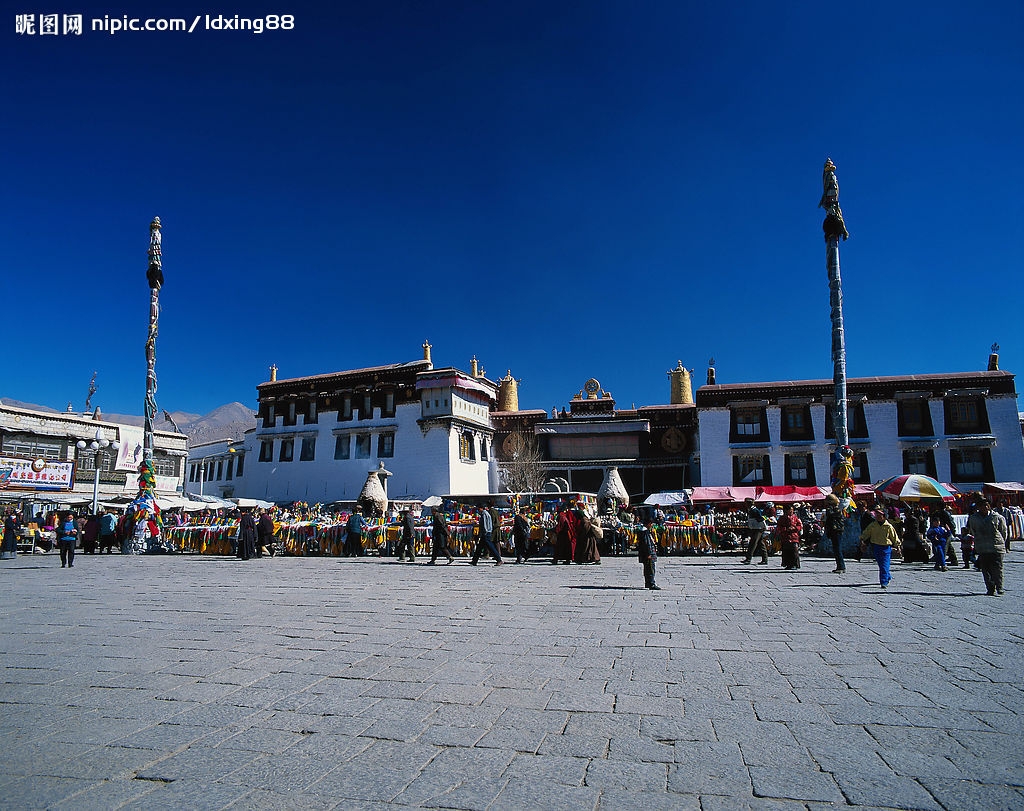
[4,1,1022,418]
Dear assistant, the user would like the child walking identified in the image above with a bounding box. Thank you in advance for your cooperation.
[925,515,951,572]
[636,512,660,590]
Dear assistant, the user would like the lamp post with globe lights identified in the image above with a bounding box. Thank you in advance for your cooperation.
[76,428,120,515]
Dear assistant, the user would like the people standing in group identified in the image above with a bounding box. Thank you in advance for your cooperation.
[552,503,580,564]
[396,508,417,563]
[57,512,78,568]
[741,497,769,565]
[512,507,532,564]
[925,514,951,572]
[823,494,847,574]
[471,504,502,565]
[636,511,660,590]
[257,509,276,557]
[901,505,926,563]
[428,505,454,564]
[860,509,899,588]
[237,509,257,560]
[968,496,1008,596]
[344,506,366,557]
[776,504,803,570]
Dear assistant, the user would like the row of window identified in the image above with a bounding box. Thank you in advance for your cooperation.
[733,448,994,486]
[730,398,990,444]
[263,392,400,428]
[254,433,398,464]
[188,454,244,483]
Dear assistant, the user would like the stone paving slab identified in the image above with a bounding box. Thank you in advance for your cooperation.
[1,551,1022,809]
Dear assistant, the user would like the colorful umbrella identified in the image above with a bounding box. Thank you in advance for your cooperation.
[874,474,955,502]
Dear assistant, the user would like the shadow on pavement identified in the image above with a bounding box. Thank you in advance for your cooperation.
[563,585,644,591]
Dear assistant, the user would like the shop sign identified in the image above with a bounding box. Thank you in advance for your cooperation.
[0,455,75,491]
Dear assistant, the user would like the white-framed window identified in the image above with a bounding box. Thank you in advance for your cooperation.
[788,455,809,482]
[378,433,394,458]
[259,440,273,462]
[355,434,371,459]
[735,409,761,436]
[334,435,350,460]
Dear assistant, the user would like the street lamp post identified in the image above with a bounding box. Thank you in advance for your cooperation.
[76,428,120,515]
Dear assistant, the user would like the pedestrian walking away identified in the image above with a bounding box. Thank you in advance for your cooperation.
[741,497,769,565]
[257,509,276,557]
[396,508,416,562]
[428,506,454,565]
[471,504,502,565]
[968,496,1008,596]
[512,507,531,564]
[860,509,898,588]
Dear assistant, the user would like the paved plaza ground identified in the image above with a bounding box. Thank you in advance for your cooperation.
[1,549,1022,810]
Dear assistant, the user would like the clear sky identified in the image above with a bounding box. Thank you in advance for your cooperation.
[4,1,1021,418]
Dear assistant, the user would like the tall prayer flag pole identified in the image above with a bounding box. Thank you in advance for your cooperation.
[820,160,856,511]
[127,217,166,553]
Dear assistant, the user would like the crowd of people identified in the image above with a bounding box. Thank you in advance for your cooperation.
[2,491,1017,595]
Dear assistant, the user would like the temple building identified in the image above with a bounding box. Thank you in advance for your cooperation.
[239,344,499,505]
[695,349,1024,490]
[491,361,699,498]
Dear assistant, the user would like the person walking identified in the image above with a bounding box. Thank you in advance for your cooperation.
[776,504,803,570]
[637,511,660,590]
[512,507,531,564]
[860,509,899,588]
[257,509,276,557]
[428,506,454,564]
[345,507,366,557]
[968,496,1009,596]
[396,508,417,562]
[925,514,951,571]
[823,494,847,574]
[471,505,502,565]
[741,497,769,565]
[57,512,78,568]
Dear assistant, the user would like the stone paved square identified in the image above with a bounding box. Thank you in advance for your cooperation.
[1,552,1022,809]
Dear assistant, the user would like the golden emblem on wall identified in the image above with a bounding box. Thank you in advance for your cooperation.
[660,427,686,453]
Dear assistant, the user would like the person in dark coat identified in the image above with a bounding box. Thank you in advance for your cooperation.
[396,508,417,562]
[2,511,20,559]
[636,512,659,590]
[428,506,454,564]
[257,509,276,557]
[57,512,78,568]
[512,508,532,564]
[237,510,257,560]
[471,505,502,565]
[345,507,366,557]
[823,494,847,574]
[81,514,100,554]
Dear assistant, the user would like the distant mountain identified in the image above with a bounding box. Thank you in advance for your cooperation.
[0,397,256,447]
